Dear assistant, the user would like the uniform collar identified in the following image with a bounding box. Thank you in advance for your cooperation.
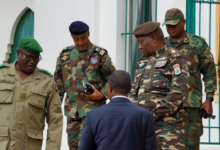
[167,31,190,44]
[147,44,166,60]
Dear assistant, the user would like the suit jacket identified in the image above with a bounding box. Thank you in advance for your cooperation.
[79,97,157,150]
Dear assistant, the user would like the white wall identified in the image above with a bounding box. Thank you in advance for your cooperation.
[0,0,34,62]
[0,0,124,149]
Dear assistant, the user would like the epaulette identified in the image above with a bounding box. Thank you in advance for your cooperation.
[61,45,75,52]
[0,64,4,68]
[168,48,180,58]
[39,68,53,77]
[192,35,206,41]
[0,63,10,68]
[94,47,107,56]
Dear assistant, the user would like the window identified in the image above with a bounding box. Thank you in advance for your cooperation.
[8,9,34,63]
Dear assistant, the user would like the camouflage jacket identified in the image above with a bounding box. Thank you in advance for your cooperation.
[0,63,63,150]
[165,31,217,107]
[54,42,116,118]
[129,45,190,121]
[218,49,220,86]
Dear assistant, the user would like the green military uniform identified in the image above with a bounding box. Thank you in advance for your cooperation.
[163,8,217,150]
[129,44,190,150]
[0,63,63,150]
[54,42,115,149]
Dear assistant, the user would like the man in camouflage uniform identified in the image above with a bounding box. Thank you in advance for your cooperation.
[163,8,217,150]
[0,37,63,150]
[129,21,190,150]
[54,21,116,150]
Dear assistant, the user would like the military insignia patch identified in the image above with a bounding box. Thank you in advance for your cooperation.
[61,54,70,66]
[154,60,167,68]
[90,56,98,65]
[55,84,58,91]
[137,62,146,68]
[61,55,69,61]
[173,64,181,75]
[209,53,213,59]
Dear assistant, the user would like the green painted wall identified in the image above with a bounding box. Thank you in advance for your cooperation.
[8,9,34,63]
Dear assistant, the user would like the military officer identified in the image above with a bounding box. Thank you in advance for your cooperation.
[0,37,63,150]
[129,21,190,150]
[163,8,217,150]
[54,21,116,149]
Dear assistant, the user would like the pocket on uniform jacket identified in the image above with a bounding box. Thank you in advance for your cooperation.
[29,88,47,109]
[150,68,171,88]
[0,83,15,104]
[0,126,9,150]
[26,128,43,140]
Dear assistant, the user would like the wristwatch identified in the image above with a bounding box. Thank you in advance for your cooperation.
[206,97,214,102]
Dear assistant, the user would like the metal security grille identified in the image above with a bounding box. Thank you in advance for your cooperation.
[122,0,220,145]
[121,0,157,81]
[186,0,220,145]
[8,9,34,63]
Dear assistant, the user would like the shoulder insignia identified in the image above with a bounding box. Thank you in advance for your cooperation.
[45,70,54,77]
[94,47,107,56]
[0,63,10,68]
[168,49,180,58]
[192,35,206,41]
[39,68,53,77]
[62,45,75,52]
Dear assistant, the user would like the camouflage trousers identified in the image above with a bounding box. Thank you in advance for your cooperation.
[66,114,85,150]
[185,107,203,150]
[155,121,186,150]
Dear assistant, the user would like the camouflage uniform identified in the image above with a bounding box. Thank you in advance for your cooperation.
[54,42,115,149]
[129,45,190,150]
[0,62,63,150]
[165,31,217,149]
[218,50,220,86]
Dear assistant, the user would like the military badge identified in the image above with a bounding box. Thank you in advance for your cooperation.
[137,62,146,68]
[55,84,58,91]
[173,64,181,75]
[61,54,70,66]
[90,56,98,65]
[209,53,213,59]
[154,60,167,68]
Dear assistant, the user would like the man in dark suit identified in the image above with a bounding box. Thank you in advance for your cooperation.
[79,70,157,150]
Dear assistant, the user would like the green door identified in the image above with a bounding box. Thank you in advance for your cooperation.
[8,9,34,63]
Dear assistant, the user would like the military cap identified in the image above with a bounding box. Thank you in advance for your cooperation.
[69,21,89,36]
[19,37,43,54]
[162,8,184,26]
[133,21,160,37]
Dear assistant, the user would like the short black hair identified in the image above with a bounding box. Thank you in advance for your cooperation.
[108,70,131,94]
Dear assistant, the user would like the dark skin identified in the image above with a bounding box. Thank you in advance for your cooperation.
[137,34,165,57]
[166,19,213,116]
[85,85,105,100]
[166,19,186,39]
[107,83,132,100]
[71,31,90,51]
[16,49,40,81]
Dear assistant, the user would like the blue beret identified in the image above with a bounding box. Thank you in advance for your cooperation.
[69,21,89,36]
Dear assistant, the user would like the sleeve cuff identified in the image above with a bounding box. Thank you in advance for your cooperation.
[206,92,214,97]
